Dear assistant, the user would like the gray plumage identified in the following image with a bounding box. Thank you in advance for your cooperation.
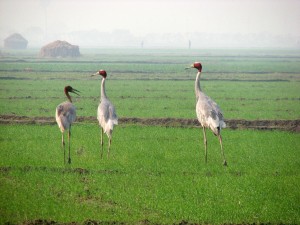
[56,102,76,133]
[92,70,118,158]
[188,62,227,166]
[55,86,80,164]
[195,83,226,136]
[98,95,118,139]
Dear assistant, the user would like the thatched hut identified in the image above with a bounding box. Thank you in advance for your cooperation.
[4,33,28,49]
[39,40,80,58]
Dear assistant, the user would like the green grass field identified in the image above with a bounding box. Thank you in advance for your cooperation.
[0,74,299,120]
[0,48,300,224]
[1,48,300,120]
[1,124,300,224]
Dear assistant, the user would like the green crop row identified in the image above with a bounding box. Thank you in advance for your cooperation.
[1,48,300,74]
[1,59,300,74]
[1,76,299,119]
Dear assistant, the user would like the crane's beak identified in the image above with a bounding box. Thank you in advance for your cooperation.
[185,64,194,70]
[91,72,99,77]
[71,88,80,96]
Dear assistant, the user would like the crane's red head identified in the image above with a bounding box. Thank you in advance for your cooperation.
[64,86,80,95]
[185,62,202,72]
[92,70,107,78]
[64,86,80,102]
[99,70,107,78]
[192,62,202,72]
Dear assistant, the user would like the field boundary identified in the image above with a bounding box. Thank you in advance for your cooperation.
[0,115,299,132]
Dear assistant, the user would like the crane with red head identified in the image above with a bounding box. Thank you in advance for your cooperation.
[186,62,227,166]
[92,70,118,158]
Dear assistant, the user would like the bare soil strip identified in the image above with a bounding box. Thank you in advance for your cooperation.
[0,115,299,132]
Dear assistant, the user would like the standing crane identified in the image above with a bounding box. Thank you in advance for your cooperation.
[55,86,80,164]
[91,70,118,158]
[186,62,227,166]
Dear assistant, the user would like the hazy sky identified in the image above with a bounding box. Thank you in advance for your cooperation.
[1,0,299,36]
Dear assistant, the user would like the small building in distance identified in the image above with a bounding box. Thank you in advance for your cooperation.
[4,33,28,49]
[39,40,80,58]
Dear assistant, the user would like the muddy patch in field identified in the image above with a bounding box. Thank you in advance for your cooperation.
[118,117,300,132]
[0,115,299,132]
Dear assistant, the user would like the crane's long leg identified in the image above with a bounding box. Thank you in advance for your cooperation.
[100,128,104,159]
[68,125,71,164]
[202,127,207,163]
[218,134,227,166]
[108,137,111,159]
[62,133,65,164]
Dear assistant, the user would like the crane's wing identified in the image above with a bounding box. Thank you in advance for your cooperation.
[196,94,226,135]
[97,99,118,136]
[108,104,118,123]
[55,102,76,132]
[209,98,225,122]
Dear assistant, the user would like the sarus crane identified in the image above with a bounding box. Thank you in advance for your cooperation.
[91,70,118,158]
[186,62,227,166]
[55,86,80,164]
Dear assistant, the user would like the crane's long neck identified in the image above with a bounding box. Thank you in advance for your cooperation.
[101,78,107,99]
[65,91,72,102]
[195,71,202,98]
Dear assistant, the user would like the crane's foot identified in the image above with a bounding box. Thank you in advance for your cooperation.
[223,160,228,166]
[68,158,71,164]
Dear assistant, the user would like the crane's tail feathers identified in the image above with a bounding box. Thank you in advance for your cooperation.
[104,119,118,136]
[207,117,226,136]
[56,116,70,133]
[113,119,118,125]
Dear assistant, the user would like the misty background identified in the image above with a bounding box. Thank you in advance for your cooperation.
[0,0,300,49]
